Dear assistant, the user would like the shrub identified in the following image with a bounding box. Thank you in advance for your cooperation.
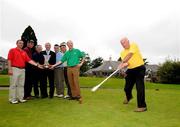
[0,69,8,75]
[157,60,180,84]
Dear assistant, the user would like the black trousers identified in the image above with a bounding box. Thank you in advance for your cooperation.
[64,67,72,97]
[24,68,33,98]
[124,65,147,108]
[32,69,43,97]
[41,69,54,98]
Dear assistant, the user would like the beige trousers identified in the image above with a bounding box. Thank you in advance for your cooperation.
[9,67,25,102]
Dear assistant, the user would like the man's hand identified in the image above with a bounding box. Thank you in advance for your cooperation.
[119,70,127,78]
[48,64,52,68]
[118,62,128,69]
[8,69,13,75]
[38,64,44,69]
[77,63,83,68]
[49,65,55,70]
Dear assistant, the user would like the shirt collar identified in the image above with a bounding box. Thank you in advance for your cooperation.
[16,47,23,51]
[69,48,74,51]
[46,50,50,55]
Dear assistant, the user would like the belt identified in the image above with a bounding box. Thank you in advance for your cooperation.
[55,67,64,69]
[12,66,25,69]
[68,65,77,68]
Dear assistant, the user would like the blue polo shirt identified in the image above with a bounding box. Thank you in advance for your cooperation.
[55,52,64,68]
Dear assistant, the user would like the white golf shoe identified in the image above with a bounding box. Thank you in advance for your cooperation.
[10,100,18,104]
[57,94,64,98]
[19,99,27,103]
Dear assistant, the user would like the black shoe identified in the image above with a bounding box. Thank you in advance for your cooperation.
[68,97,76,100]
[24,96,32,100]
[35,95,39,98]
[49,95,53,99]
[68,96,81,100]
[41,95,48,98]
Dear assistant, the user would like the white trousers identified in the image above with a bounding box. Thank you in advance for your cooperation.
[9,67,25,102]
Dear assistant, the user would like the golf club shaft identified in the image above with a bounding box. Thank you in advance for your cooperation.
[98,69,119,86]
[91,69,119,91]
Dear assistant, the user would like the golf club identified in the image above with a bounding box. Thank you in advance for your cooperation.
[91,69,119,92]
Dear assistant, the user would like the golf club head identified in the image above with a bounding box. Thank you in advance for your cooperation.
[91,85,99,92]
[91,69,120,93]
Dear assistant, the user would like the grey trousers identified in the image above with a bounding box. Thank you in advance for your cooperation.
[54,67,64,95]
[9,67,25,102]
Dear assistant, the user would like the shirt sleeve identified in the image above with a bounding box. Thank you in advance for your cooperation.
[79,50,85,58]
[7,49,13,61]
[129,43,138,54]
[61,52,67,63]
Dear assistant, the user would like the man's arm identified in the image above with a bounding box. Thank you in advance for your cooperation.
[50,52,67,69]
[77,51,85,67]
[28,60,43,69]
[118,53,133,69]
[122,53,133,63]
[8,60,13,75]
[77,57,85,67]
[50,61,62,69]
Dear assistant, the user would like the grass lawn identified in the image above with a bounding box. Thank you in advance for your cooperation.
[0,75,180,127]
[0,75,9,86]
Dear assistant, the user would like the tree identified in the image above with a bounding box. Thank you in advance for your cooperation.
[80,53,91,76]
[21,25,37,50]
[143,58,149,65]
[157,60,180,84]
[0,68,8,75]
[117,57,122,62]
[90,57,103,69]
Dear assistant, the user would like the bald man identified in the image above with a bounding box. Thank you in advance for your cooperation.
[51,40,85,103]
[32,45,44,98]
[40,43,56,98]
[118,37,147,112]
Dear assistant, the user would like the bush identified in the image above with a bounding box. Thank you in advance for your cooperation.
[157,60,180,84]
[0,69,8,75]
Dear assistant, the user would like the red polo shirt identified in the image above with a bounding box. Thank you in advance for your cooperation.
[8,47,31,68]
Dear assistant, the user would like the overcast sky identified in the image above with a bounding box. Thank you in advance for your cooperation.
[0,0,180,64]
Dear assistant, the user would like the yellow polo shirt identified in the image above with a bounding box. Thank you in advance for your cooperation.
[120,42,144,69]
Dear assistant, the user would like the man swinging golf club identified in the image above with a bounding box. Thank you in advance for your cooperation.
[119,37,147,112]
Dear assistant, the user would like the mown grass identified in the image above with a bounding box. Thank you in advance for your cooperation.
[1,75,180,90]
[0,88,180,127]
[0,75,180,127]
[0,75,9,86]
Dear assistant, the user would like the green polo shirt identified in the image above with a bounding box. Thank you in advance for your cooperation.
[61,48,85,67]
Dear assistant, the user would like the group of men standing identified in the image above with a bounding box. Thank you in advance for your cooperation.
[8,40,85,104]
[7,37,147,112]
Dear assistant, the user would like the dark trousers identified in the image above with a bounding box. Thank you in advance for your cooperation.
[24,68,33,98]
[32,69,43,97]
[64,67,72,97]
[41,69,54,98]
[124,65,147,108]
